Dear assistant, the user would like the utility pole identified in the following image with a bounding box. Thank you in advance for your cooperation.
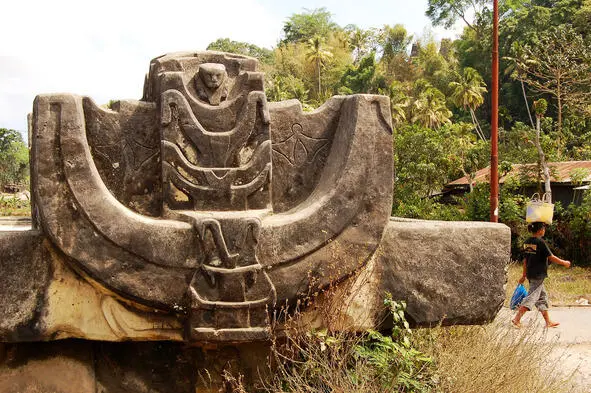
[490,0,499,222]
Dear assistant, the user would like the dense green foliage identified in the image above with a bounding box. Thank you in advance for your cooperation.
[207,38,274,65]
[0,128,29,188]
[205,3,591,264]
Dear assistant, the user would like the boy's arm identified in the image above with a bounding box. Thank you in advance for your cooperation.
[518,258,527,283]
[549,255,571,268]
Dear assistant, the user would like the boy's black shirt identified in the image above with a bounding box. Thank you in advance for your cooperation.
[523,236,553,280]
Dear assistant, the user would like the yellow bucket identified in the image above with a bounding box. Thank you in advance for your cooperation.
[525,193,554,225]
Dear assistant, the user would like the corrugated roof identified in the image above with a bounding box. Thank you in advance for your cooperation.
[447,161,591,186]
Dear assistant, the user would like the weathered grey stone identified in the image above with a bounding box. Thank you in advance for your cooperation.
[84,98,161,217]
[0,231,47,341]
[24,51,393,344]
[0,340,272,393]
[0,231,184,343]
[289,218,510,330]
[268,98,344,212]
[263,95,393,303]
[376,218,510,326]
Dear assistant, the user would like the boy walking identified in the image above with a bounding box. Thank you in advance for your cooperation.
[512,221,571,328]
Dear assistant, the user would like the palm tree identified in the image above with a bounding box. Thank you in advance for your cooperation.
[389,82,410,127]
[411,85,452,128]
[449,67,488,140]
[347,26,370,64]
[391,99,409,126]
[306,35,333,97]
[331,29,350,51]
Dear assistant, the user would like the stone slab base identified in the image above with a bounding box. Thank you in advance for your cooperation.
[303,218,510,330]
[0,219,510,391]
[0,340,271,393]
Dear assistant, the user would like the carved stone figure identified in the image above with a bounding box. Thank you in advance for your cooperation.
[0,50,510,392]
[195,63,229,105]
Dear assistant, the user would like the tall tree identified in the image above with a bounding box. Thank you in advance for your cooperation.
[379,24,413,79]
[206,38,274,64]
[415,40,454,93]
[282,8,339,44]
[426,0,488,32]
[305,36,334,96]
[379,24,412,60]
[389,82,410,127]
[533,99,552,201]
[574,0,591,38]
[0,128,29,187]
[411,82,452,128]
[515,25,591,133]
[503,53,536,128]
[345,25,376,64]
[427,0,528,32]
[449,67,488,140]
[338,53,386,94]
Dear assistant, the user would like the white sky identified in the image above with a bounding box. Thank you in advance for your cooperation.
[0,0,464,137]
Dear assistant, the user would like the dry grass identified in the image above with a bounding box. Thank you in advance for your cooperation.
[257,282,587,393]
[259,316,584,393]
[506,262,591,305]
[416,320,584,393]
[262,286,437,393]
[263,331,394,393]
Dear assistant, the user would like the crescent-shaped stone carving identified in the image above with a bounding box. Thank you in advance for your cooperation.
[263,95,394,301]
[32,92,393,312]
[32,95,197,310]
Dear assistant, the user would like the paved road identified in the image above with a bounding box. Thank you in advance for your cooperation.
[0,225,31,231]
[0,218,31,231]
[498,307,591,390]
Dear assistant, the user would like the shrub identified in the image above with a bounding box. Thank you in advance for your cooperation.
[265,294,436,392]
[547,191,591,266]
[0,195,30,216]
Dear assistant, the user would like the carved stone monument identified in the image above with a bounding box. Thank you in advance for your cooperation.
[0,51,510,392]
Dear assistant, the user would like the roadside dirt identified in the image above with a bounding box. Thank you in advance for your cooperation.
[498,307,591,391]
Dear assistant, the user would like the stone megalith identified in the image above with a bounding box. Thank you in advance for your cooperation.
[0,51,510,392]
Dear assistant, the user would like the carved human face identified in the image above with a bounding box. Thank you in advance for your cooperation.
[199,63,227,90]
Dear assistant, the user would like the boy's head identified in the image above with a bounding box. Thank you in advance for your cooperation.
[527,221,546,235]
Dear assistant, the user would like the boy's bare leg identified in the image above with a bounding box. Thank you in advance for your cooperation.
[512,306,528,327]
[541,310,559,328]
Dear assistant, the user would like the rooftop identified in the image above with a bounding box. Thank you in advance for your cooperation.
[447,161,591,187]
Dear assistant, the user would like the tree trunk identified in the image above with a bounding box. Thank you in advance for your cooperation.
[557,84,562,134]
[317,60,321,96]
[470,108,485,141]
[461,168,474,193]
[535,116,552,202]
[521,80,535,128]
